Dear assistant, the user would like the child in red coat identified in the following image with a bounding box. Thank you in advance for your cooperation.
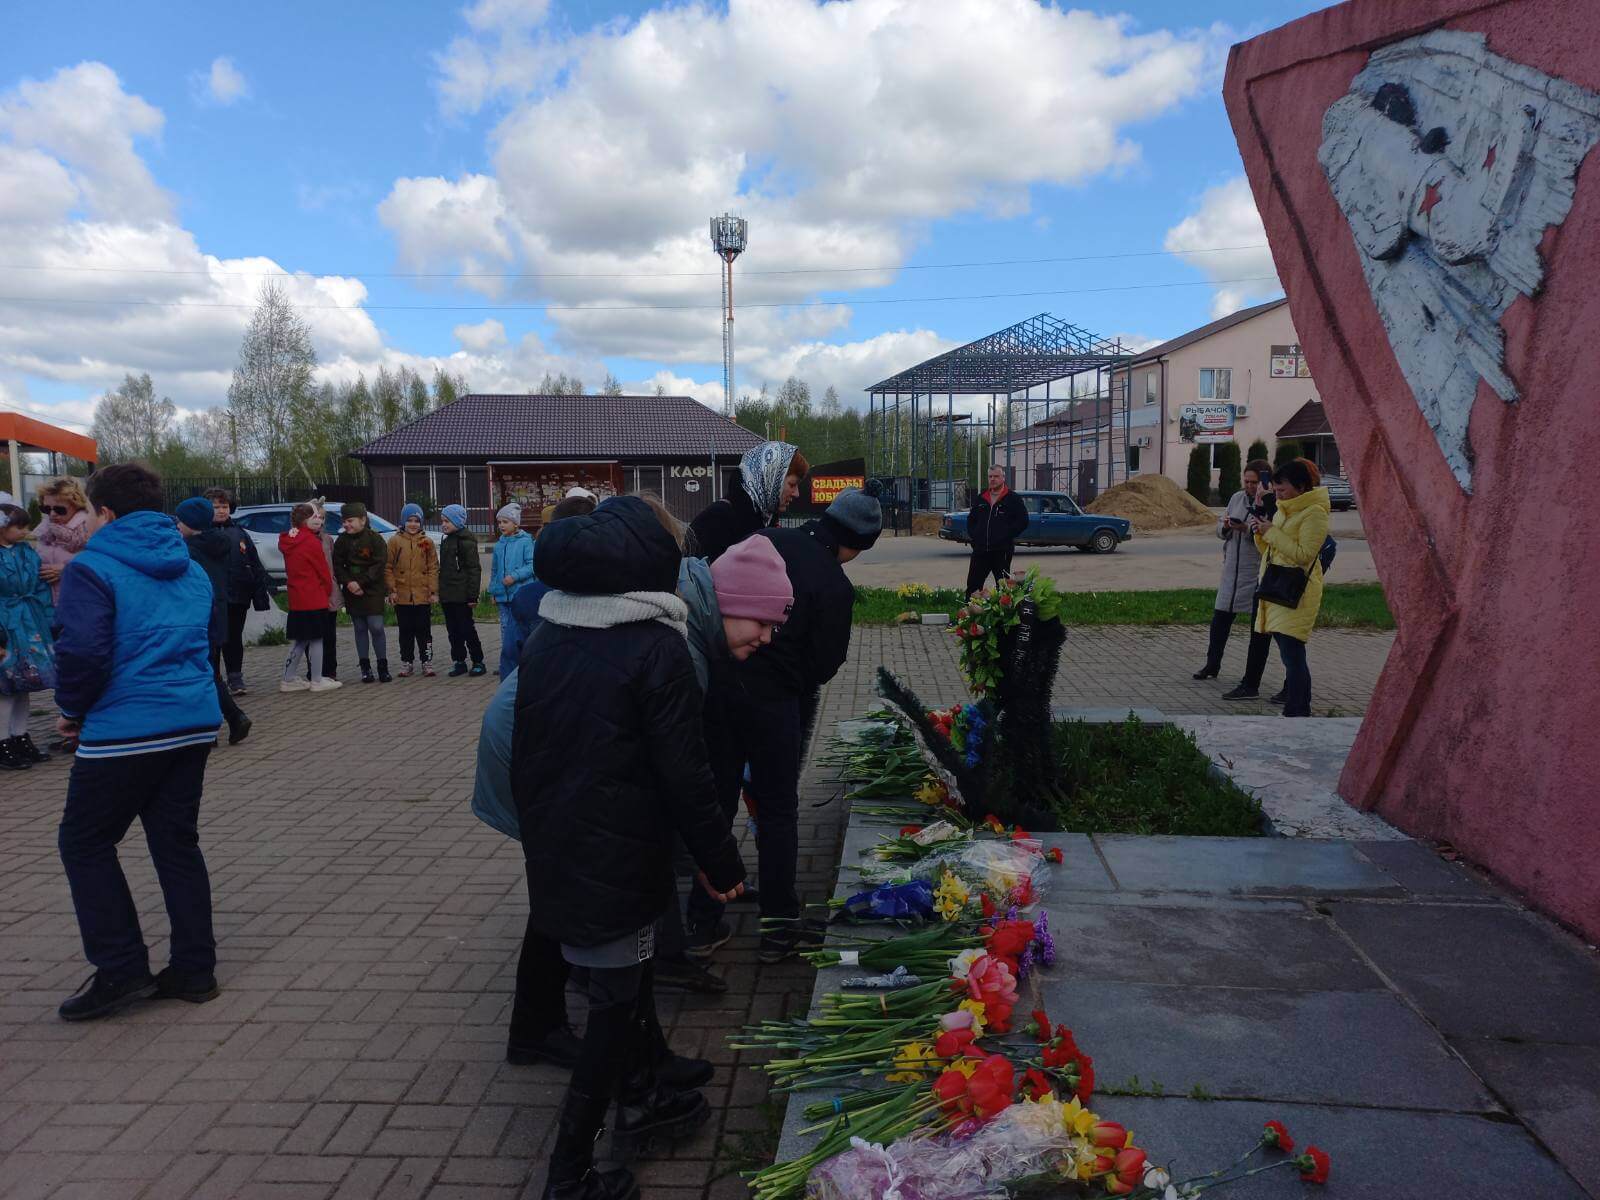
[278,504,341,693]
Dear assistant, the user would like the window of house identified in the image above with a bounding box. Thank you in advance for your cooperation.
[434,467,462,509]
[1128,446,1141,473]
[1199,368,1232,400]
[635,466,663,498]
[402,467,431,505]
[1144,372,1157,405]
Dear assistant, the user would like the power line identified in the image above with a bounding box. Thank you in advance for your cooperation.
[0,275,1282,314]
[0,400,94,431]
[0,244,1272,282]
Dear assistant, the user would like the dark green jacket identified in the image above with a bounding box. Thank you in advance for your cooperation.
[332,528,389,617]
[438,528,482,604]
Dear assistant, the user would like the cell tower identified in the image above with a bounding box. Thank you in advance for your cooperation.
[710,213,748,416]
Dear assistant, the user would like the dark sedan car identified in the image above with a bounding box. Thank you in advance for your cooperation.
[939,491,1132,552]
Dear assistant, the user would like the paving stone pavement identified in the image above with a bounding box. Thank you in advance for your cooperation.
[0,622,1392,1199]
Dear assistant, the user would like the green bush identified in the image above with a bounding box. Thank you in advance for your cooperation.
[256,627,287,647]
[1185,445,1212,505]
[1273,440,1304,469]
[1215,441,1242,502]
[1247,439,1269,465]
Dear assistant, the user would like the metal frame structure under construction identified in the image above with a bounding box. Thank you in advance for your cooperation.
[864,313,1134,513]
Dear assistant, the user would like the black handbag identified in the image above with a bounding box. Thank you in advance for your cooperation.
[1256,562,1309,608]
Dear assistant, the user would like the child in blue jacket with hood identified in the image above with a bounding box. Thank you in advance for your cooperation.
[489,502,534,677]
[52,463,223,1023]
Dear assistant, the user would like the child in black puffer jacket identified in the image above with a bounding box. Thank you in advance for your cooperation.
[512,496,746,1200]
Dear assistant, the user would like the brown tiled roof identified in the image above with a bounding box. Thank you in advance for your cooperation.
[1123,297,1289,366]
[350,394,762,461]
[1276,399,1333,439]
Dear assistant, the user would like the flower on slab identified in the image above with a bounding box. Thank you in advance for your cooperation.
[957,999,988,1033]
[934,871,971,921]
[932,1053,1014,1120]
[886,1041,940,1083]
[1262,1119,1295,1154]
[1298,1146,1331,1184]
[1046,846,1064,864]
[1020,1066,1053,1101]
[948,948,985,981]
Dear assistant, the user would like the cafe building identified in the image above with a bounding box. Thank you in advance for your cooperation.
[350,393,762,531]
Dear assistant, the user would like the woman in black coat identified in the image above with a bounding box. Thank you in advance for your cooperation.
[687,440,808,561]
[513,496,745,1200]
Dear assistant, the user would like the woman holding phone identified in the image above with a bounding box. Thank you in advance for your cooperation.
[1248,458,1330,718]
[1194,460,1270,680]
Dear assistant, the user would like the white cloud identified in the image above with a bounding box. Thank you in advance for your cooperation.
[1163,175,1281,318]
[453,318,507,351]
[392,0,1224,375]
[202,57,250,106]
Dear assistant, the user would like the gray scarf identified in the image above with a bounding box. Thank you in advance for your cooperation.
[538,589,689,638]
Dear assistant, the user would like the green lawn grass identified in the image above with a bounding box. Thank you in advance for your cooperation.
[853,582,1393,630]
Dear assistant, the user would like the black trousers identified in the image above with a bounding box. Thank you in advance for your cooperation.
[58,745,216,979]
[965,545,1014,597]
[395,605,432,662]
[209,647,241,723]
[1274,633,1312,717]
[511,867,571,1045]
[441,602,484,665]
[223,603,251,675]
[1239,597,1273,688]
[571,960,652,1100]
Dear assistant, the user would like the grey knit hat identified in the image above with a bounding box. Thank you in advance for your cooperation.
[821,487,882,551]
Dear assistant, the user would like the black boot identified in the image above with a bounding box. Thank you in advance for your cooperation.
[14,733,49,763]
[611,1061,709,1159]
[226,712,252,746]
[377,659,392,683]
[642,1004,714,1089]
[360,659,376,684]
[543,1088,639,1200]
[0,737,33,771]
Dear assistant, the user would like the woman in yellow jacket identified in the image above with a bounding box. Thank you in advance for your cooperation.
[1249,458,1330,718]
[385,503,440,677]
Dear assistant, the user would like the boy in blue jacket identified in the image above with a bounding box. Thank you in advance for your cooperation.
[488,502,535,677]
[53,463,223,1022]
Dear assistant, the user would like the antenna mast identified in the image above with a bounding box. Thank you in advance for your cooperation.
[709,213,748,417]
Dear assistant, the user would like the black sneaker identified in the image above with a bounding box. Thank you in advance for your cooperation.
[448,661,469,677]
[1270,689,1287,704]
[15,733,49,763]
[155,966,220,1004]
[226,713,252,746]
[653,956,727,994]
[506,1024,583,1068]
[1222,684,1260,701]
[0,737,33,771]
[758,920,826,965]
[683,920,732,961]
[469,663,487,677]
[58,971,157,1021]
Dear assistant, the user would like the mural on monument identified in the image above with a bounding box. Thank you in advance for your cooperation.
[1318,30,1600,492]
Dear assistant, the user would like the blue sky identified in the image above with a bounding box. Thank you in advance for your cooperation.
[0,0,1330,428]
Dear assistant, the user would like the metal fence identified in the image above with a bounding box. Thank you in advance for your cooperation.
[161,475,370,512]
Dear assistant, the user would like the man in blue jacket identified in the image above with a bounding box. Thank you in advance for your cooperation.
[53,463,224,1022]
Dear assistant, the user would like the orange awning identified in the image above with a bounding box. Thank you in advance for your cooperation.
[0,412,98,463]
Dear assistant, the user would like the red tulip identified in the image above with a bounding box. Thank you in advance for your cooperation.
[1114,1148,1147,1187]
[899,825,923,837]
[934,1028,975,1058]
[1090,1121,1128,1149]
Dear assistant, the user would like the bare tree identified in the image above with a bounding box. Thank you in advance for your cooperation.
[599,372,624,395]
[92,373,175,463]
[227,281,319,494]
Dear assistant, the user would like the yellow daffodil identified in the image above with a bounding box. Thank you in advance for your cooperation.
[886,1041,939,1083]
[957,999,988,1034]
[915,777,951,808]
[950,1057,980,1079]
[933,870,971,921]
[1061,1096,1099,1138]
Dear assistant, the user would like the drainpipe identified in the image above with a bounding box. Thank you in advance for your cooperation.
[1158,359,1168,478]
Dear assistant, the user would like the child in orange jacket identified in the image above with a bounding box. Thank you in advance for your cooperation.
[385,503,440,677]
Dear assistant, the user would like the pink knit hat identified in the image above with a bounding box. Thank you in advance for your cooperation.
[711,535,794,625]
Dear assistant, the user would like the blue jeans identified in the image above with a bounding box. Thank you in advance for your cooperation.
[1273,633,1312,717]
[58,745,216,980]
[497,602,522,678]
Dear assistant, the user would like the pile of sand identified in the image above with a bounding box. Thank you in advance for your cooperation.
[1086,475,1215,532]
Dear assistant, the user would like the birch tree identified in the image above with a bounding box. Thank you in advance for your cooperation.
[227,281,318,494]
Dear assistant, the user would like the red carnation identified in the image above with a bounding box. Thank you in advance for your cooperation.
[1046,847,1064,863]
[1020,1066,1052,1101]
[980,893,996,919]
[1010,827,1032,841]
[1075,1054,1095,1104]
[899,825,923,837]
[1029,1009,1051,1042]
[1298,1147,1330,1185]
[1262,1120,1295,1153]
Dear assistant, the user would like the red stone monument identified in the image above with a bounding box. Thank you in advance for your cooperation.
[1225,0,1600,939]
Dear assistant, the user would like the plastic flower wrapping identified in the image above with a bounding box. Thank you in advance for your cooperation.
[857,838,1049,918]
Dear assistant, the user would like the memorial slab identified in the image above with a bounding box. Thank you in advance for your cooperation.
[1092,834,1402,897]
[1453,1041,1600,1198]
[1225,0,1600,939]
[1032,979,1495,1111]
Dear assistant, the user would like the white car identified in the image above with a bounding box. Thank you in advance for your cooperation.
[231,502,442,581]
